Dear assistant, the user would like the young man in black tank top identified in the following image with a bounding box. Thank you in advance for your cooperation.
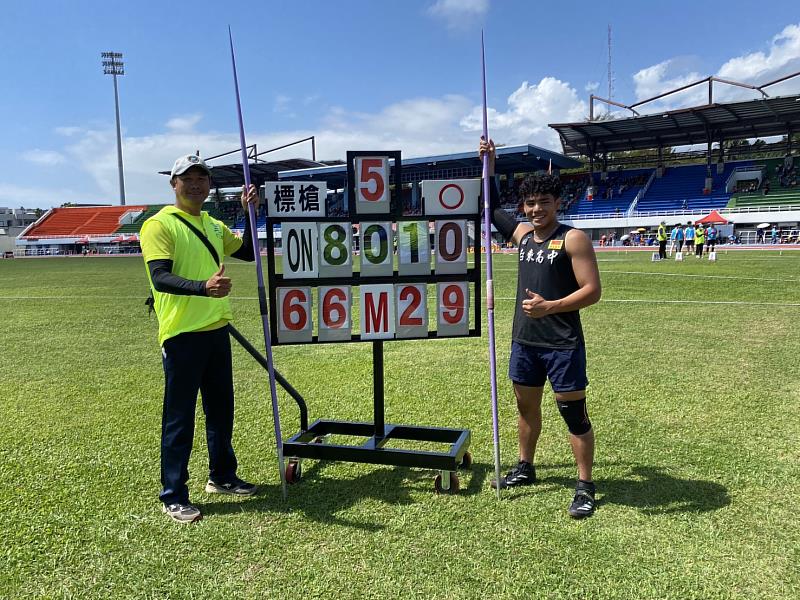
[479,139,602,518]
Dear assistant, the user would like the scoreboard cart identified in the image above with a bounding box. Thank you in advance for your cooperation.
[259,151,482,493]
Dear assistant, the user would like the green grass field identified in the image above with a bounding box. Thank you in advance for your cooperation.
[1,250,798,599]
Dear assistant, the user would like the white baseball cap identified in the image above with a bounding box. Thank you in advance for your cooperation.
[170,154,212,178]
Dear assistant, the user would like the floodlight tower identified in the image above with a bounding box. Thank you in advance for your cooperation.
[102,51,126,205]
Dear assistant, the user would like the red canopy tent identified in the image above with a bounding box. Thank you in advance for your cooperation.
[695,210,729,224]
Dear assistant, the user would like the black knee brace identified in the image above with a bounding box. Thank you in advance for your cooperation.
[556,398,592,435]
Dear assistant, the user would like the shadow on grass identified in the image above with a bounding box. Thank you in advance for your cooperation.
[539,464,731,514]
[199,459,490,531]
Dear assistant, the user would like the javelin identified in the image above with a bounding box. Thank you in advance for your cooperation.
[481,30,502,500]
[228,26,287,499]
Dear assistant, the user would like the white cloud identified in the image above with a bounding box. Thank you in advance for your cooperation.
[21,150,67,166]
[54,126,82,137]
[718,23,800,96]
[7,78,589,209]
[585,81,600,93]
[165,114,203,131]
[274,95,292,113]
[632,60,703,108]
[461,77,587,148]
[632,22,800,113]
[427,0,489,30]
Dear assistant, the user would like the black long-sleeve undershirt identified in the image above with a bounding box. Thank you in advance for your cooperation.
[148,259,207,296]
[488,177,519,241]
[230,217,254,261]
[147,217,255,297]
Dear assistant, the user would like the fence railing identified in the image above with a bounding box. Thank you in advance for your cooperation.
[628,169,656,216]
[564,203,800,220]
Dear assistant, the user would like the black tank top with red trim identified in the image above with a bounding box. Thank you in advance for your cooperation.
[512,223,584,348]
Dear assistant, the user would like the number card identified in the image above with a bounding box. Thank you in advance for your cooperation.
[422,179,480,216]
[359,222,393,277]
[355,156,390,214]
[395,284,428,339]
[318,285,352,342]
[397,220,431,276]
[277,287,313,343]
[318,222,352,278]
[266,181,327,218]
[282,223,318,279]
[434,220,467,275]
[437,282,469,337]
[360,284,395,340]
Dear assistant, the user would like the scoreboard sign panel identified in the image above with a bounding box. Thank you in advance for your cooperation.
[359,222,393,277]
[281,223,319,279]
[318,285,352,342]
[318,222,352,278]
[434,219,467,275]
[265,150,481,345]
[266,181,327,218]
[397,221,430,276]
[422,179,480,216]
[277,286,313,343]
[355,156,390,214]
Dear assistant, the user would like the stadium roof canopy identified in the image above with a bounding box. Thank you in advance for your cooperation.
[159,158,326,189]
[550,94,800,156]
[277,144,582,189]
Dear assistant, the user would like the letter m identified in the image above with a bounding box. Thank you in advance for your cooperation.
[364,291,388,334]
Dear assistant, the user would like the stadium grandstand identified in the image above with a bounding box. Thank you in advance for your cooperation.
[14,70,800,255]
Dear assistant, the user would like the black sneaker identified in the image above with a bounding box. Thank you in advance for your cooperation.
[490,460,536,489]
[205,476,258,496]
[568,480,596,518]
[162,502,202,524]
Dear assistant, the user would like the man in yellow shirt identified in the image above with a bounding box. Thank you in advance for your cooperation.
[695,223,706,258]
[656,221,667,260]
[141,154,260,523]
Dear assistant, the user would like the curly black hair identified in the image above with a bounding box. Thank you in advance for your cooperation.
[518,174,562,200]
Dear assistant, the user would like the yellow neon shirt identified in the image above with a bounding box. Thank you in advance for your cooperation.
[695,227,705,243]
[141,205,243,345]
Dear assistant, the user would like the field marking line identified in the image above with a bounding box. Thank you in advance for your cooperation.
[600,270,798,282]
[491,268,798,282]
[2,295,799,308]
[493,297,800,307]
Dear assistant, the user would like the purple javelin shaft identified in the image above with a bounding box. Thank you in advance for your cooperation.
[481,31,502,499]
[228,27,287,496]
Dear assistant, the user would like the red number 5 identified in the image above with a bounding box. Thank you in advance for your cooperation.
[360,158,385,202]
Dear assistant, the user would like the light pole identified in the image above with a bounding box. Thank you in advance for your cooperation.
[102,51,126,206]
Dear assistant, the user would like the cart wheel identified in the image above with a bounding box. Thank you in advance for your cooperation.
[434,472,460,495]
[458,451,473,470]
[285,460,302,484]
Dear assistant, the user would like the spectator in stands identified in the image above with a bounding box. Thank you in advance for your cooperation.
[141,154,261,524]
[681,199,688,210]
[684,222,695,254]
[763,180,770,195]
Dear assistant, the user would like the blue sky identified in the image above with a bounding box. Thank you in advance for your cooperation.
[3,0,800,209]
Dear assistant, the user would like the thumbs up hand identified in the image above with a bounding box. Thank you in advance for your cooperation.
[522,288,551,318]
[205,264,232,298]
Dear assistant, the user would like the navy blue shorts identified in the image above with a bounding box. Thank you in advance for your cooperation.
[508,341,588,392]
